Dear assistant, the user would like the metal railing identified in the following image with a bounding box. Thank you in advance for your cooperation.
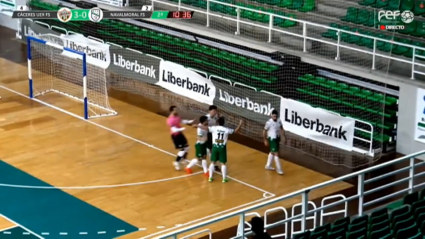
[148,0,425,79]
[154,150,425,238]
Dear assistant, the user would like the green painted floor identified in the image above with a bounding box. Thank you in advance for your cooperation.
[0,161,138,238]
[0,226,39,239]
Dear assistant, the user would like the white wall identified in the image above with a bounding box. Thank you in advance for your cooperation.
[397,83,425,160]
[0,13,18,30]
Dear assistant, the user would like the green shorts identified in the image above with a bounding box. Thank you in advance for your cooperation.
[210,145,227,164]
[268,137,280,153]
[195,142,207,158]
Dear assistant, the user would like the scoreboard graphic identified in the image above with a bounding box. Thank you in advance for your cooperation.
[11,6,194,22]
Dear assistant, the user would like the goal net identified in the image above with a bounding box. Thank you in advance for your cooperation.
[27,35,117,119]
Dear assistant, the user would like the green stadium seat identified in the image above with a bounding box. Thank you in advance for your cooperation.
[345,29,361,44]
[353,9,370,24]
[385,0,401,10]
[332,216,350,230]
[309,228,328,239]
[341,7,359,22]
[265,0,280,5]
[399,20,417,34]
[420,188,425,200]
[288,0,303,9]
[413,0,425,16]
[347,227,367,239]
[328,227,345,239]
[370,207,389,222]
[414,206,425,220]
[411,21,425,37]
[343,86,360,95]
[322,23,339,39]
[412,198,425,212]
[407,232,422,239]
[279,13,297,27]
[368,225,391,239]
[333,82,348,91]
[403,191,419,205]
[421,220,425,235]
[340,26,353,42]
[394,217,416,237]
[400,0,415,11]
[311,76,326,86]
[298,0,315,12]
[370,218,390,233]
[299,74,315,83]
[392,38,411,55]
[391,205,411,221]
[373,0,388,8]
[358,0,375,6]
[279,0,293,7]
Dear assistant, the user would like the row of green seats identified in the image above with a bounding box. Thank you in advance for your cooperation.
[102,19,280,73]
[322,23,425,58]
[340,7,425,37]
[298,74,398,106]
[29,0,59,10]
[296,86,395,140]
[28,0,281,85]
[176,0,298,28]
[253,0,316,12]
[97,27,277,85]
[359,0,425,16]
[294,195,425,239]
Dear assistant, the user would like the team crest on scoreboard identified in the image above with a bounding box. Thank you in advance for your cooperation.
[89,7,103,23]
[57,7,72,23]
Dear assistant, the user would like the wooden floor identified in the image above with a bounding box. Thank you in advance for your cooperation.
[0,58,352,238]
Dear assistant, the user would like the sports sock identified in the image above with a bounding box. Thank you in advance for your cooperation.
[207,149,211,159]
[176,150,185,162]
[187,158,198,168]
[201,159,208,173]
[274,156,282,171]
[266,153,274,167]
[221,165,227,179]
[209,164,215,178]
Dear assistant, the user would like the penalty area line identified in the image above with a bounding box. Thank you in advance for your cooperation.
[0,85,275,197]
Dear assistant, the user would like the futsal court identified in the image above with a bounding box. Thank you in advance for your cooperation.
[0,34,352,238]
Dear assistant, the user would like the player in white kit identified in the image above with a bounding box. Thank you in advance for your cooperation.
[185,116,209,177]
[263,110,286,175]
[205,105,220,172]
[197,117,243,183]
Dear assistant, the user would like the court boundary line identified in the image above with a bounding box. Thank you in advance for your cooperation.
[0,85,275,197]
[0,214,44,239]
[0,171,203,189]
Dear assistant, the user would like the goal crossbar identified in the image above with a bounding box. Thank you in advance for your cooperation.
[27,35,117,119]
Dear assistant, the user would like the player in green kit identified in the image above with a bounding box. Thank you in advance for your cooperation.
[263,110,286,175]
[185,116,209,177]
[206,117,243,183]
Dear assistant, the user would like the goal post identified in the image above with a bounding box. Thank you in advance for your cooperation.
[27,35,117,119]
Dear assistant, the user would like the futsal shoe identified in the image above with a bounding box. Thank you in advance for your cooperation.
[185,168,193,174]
[208,177,214,182]
[222,178,229,183]
[277,169,284,175]
[265,166,275,171]
[204,172,209,178]
[173,161,181,170]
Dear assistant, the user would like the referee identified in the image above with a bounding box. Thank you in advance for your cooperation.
[206,105,220,172]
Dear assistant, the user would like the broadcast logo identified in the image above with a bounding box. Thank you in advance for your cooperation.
[89,7,103,22]
[377,10,414,30]
[57,7,72,23]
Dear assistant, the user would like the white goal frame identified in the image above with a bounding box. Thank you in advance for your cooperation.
[27,36,117,119]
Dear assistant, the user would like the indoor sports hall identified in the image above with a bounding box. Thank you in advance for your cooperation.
[1,0,425,238]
